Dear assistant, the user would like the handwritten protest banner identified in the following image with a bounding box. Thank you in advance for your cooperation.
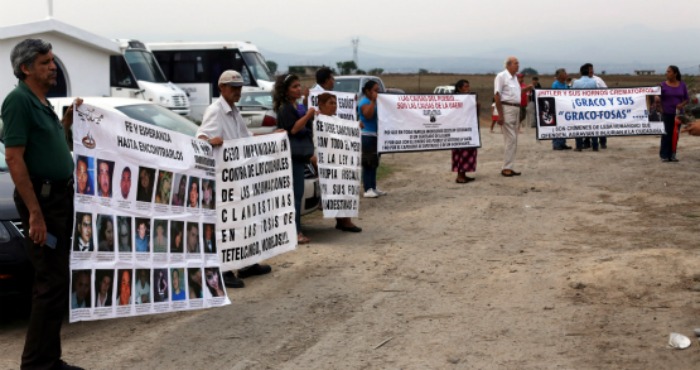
[535,87,663,139]
[377,93,480,153]
[216,133,297,271]
[308,91,357,121]
[69,104,230,323]
[313,114,362,218]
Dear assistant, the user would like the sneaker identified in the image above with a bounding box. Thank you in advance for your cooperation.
[363,189,379,198]
[238,263,272,279]
[375,188,388,196]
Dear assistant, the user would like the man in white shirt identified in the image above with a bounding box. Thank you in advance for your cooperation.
[494,56,532,177]
[196,70,272,289]
[584,63,608,149]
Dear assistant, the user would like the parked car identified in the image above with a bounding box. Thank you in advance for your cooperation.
[0,139,32,317]
[50,97,320,215]
[385,87,405,94]
[334,75,386,101]
[237,90,277,134]
[433,86,455,94]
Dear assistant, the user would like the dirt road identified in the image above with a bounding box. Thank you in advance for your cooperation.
[3,124,700,369]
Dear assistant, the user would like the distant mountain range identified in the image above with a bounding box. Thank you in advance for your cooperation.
[243,26,700,76]
[262,47,699,76]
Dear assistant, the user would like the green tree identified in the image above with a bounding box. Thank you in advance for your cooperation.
[521,67,538,75]
[368,68,384,76]
[418,68,429,74]
[336,61,358,75]
[266,60,278,74]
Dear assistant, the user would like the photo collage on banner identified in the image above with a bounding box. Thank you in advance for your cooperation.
[312,114,362,218]
[69,104,230,322]
[534,86,664,140]
[377,93,480,153]
[216,133,297,272]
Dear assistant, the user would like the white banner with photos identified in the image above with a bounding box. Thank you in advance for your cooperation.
[377,93,480,153]
[69,104,230,323]
[216,133,297,271]
[313,114,362,218]
[535,86,663,139]
[308,90,357,121]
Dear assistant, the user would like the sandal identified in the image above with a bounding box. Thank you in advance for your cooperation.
[297,234,310,244]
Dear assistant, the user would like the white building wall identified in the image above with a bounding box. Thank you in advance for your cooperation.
[0,32,112,101]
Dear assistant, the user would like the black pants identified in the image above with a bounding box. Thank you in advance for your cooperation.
[15,181,74,370]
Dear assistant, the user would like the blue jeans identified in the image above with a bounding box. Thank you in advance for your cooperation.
[659,113,676,159]
[291,159,306,233]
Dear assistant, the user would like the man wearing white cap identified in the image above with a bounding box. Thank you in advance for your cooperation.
[197,70,272,288]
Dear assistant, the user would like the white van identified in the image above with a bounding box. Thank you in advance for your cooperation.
[148,41,275,121]
[110,40,190,115]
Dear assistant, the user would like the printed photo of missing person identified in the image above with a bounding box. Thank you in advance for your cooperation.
[186,222,200,254]
[73,212,94,252]
[134,269,151,304]
[71,269,91,309]
[204,267,225,297]
[171,173,187,207]
[155,170,173,205]
[170,220,184,253]
[152,219,168,253]
[117,269,132,306]
[187,176,200,208]
[202,223,216,254]
[117,216,133,252]
[153,268,169,303]
[537,97,557,126]
[96,214,115,252]
[96,159,115,198]
[136,166,156,202]
[170,268,186,301]
[135,217,151,253]
[117,165,133,201]
[201,179,215,209]
[187,268,203,299]
[94,269,114,308]
[75,155,95,196]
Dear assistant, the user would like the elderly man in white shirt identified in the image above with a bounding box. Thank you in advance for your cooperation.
[494,56,532,177]
[196,70,272,289]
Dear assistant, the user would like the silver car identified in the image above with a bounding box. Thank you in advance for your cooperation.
[237,90,277,135]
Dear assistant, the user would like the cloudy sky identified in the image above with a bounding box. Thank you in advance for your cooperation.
[2,0,700,73]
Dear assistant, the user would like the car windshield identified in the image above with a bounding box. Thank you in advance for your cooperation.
[124,50,168,83]
[115,104,198,137]
[242,52,274,83]
[334,79,360,94]
[238,92,273,108]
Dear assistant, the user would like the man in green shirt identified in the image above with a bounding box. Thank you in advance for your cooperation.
[1,38,83,370]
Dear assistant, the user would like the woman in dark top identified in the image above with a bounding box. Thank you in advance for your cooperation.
[273,74,316,244]
[657,65,689,162]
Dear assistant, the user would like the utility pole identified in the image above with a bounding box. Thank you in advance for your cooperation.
[47,0,54,18]
[352,38,359,68]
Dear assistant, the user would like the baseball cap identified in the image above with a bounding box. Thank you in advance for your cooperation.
[218,70,244,86]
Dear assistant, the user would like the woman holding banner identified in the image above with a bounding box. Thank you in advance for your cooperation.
[657,65,689,162]
[317,93,362,233]
[274,74,316,244]
[359,80,385,198]
[452,80,478,183]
